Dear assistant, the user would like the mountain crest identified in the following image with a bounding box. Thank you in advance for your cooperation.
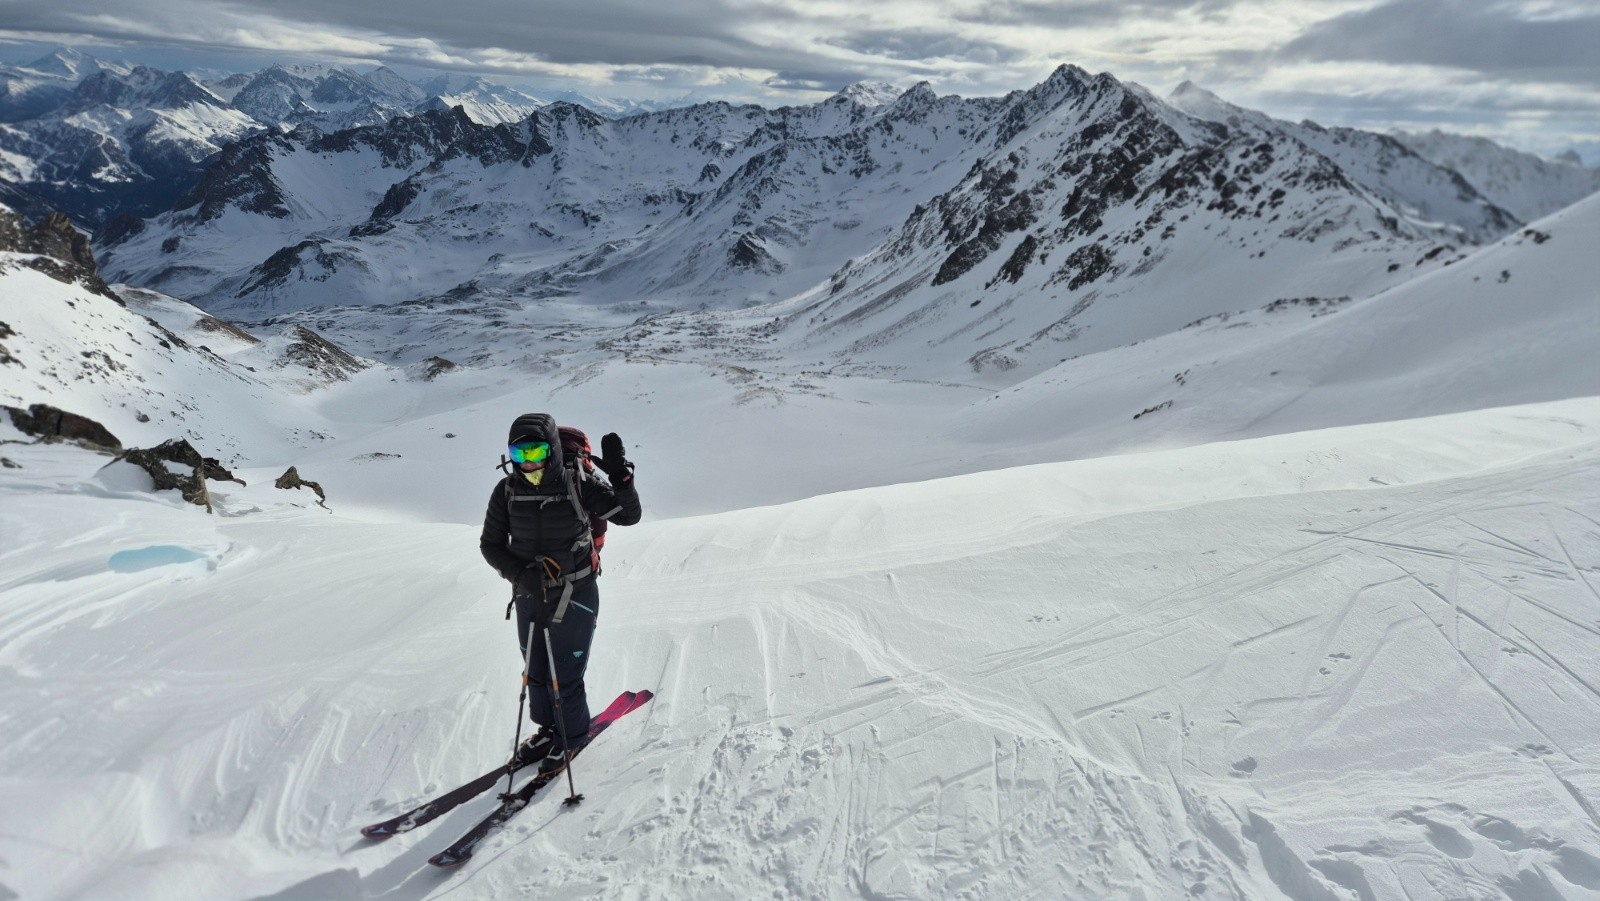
[831,82,904,107]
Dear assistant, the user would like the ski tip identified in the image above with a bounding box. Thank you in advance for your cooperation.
[360,825,394,840]
[429,850,471,869]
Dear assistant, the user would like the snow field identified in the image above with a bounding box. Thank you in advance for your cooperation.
[2,398,1598,899]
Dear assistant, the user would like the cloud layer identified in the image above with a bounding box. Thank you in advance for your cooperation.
[2,0,1594,156]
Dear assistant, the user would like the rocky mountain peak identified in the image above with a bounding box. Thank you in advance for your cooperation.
[363,66,427,102]
[0,203,116,298]
[69,66,225,112]
[23,47,128,80]
[831,82,904,107]
[279,325,371,382]
[538,101,607,128]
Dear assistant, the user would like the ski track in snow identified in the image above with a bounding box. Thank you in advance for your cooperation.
[2,401,1598,900]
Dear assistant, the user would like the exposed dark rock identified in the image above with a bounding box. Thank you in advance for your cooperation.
[932,161,1038,286]
[0,205,119,298]
[1,457,18,469]
[728,233,783,273]
[1263,296,1351,317]
[0,200,25,250]
[0,178,54,225]
[992,234,1039,285]
[419,355,458,380]
[105,438,243,511]
[172,133,294,224]
[239,238,371,297]
[194,314,260,344]
[280,325,371,382]
[352,175,423,237]
[2,403,122,452]
[29,212,99,272]
[97,213,146,247]
[275,465,329,509]
[1134,400,1173,420]
[1054,243,1113,291]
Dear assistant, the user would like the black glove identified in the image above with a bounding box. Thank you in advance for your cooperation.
[513,564,544,598]
[527,594,555,629]
[513,566,556,627]
[598,432,634,485]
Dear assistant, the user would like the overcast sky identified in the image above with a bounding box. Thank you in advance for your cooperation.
[2,0,1596,159]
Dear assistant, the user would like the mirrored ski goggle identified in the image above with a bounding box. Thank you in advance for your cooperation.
[509,441,551,464]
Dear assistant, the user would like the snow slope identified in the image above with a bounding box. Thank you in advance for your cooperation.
[951,191,1600,462]
[1,398,1597,899]
[1393,129,1600,224]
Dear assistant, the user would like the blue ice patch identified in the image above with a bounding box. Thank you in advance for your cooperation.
[109,545,211,573]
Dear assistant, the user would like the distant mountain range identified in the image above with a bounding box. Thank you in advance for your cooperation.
[1387,129,1600,223]
[0,49,699,229]
[3,46,1598,393]
[83,63,1596,384]
[2,47,1594,246]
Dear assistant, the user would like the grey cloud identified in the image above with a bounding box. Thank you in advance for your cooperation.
[1281,0,1600,85]
[955,0,1239,27]
[825,29,1025,64]
[2,0,821,75]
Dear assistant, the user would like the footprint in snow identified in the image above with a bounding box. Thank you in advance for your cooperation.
[1231,757,1257,776]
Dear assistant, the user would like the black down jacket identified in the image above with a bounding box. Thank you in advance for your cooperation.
[479,412,641,588]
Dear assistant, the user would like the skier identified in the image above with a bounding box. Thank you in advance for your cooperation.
[479,413,641,773]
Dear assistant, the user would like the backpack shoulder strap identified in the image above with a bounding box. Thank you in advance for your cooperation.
[564,459,592,538]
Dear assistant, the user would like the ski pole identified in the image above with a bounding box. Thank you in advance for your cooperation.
[542,624,585,806]
[503,598,540,798]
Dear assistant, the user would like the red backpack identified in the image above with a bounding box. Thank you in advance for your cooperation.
[558,426,608,573]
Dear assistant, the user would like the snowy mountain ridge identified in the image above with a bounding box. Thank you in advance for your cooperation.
[0,57,689,231]
[99,60,1518,380]
[1391,127,1600,222]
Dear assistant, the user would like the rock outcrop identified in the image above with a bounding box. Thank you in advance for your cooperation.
[0,204,118,299]
[274,466,329,509]
[104,438,244,512]
[280,325,371,382]
[2,403,122,452]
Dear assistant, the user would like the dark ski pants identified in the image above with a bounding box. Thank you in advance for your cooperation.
[514,580,599,740]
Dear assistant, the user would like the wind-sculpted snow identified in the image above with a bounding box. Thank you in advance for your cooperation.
[1,401,1597,899]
